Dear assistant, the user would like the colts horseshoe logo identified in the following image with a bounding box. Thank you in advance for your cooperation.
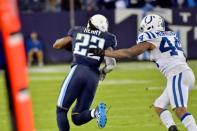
[145,16,153,24]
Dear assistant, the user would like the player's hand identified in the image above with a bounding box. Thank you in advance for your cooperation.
[99,69,106,81]
[64,42,72,51]
[88,48,105,56]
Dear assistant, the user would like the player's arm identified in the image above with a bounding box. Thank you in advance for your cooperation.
[103,56,116,73]
[53,36,72,49]
[99,47,116,81]
[92,42,155,59]
[102,47,116,73]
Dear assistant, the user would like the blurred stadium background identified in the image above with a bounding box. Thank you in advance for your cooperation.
[0,0,197,131]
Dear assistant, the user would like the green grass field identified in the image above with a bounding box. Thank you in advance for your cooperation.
[0,61,197,131]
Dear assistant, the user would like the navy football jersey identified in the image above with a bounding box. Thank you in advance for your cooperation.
[68,26,117,70]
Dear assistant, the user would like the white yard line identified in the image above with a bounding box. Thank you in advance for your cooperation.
[146,86,197,90]
[116,63,156,70]
[100,80,151,85]
[30,76,64,81]
[27,62,156,74]
[30,76,151,84]
[29,66,70,73]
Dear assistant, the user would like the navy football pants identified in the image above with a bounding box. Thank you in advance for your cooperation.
[56,65,99,130]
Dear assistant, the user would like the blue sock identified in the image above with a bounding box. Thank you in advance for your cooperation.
[56,107,70,131]
[72,110,92,125]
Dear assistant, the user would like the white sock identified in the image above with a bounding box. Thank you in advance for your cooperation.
[91,109,96,118]
[181,113,197,131]
[160,110,176,129]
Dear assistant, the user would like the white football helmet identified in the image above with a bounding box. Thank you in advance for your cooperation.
[87,14,109,32]
[139,14,165,33]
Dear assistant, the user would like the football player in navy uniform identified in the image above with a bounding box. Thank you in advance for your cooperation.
[53,14,117,131]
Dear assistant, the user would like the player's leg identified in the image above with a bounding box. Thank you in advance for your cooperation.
[72,87,107,128]
[56,65,82,131]
[71,86,96,126]
[71,68,107,128]
[169,70,197,131]
[154,87,178,131]
[71,68,99,125]
[71,91,107,127]
[56,107,69,131]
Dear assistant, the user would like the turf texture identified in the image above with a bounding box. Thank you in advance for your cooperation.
[0,61,197,131]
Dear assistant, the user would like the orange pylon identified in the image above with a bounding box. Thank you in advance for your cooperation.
[0,0,35,131]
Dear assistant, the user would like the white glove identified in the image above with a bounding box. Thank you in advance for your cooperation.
[99,68,106,81]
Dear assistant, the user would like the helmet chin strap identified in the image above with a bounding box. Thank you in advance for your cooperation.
[87,20,99,31]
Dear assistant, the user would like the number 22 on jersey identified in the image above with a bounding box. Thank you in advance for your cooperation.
[74,33,105,60]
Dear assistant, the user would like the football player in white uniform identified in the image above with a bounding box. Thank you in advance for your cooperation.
[88,14,197,131]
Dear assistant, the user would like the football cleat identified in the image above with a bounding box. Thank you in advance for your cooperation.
[94,102,107,128]
[168,125,179,131]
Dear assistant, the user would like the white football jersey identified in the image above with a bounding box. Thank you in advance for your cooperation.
[136,31,190,77]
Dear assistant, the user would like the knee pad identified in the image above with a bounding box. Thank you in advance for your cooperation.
[71,113,82,126]
[154,98,162,108]
[56,107,68,114]
[154,97,169,109]
[56,107,69,122]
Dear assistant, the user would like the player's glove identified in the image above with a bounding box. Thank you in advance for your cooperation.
[99,68,106,81]
[88,48,105,57]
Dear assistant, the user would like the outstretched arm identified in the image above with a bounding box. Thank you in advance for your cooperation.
[53,36,72,49]
[101,47,116,73]
[99,47,116,81]
[104,42,155,59]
